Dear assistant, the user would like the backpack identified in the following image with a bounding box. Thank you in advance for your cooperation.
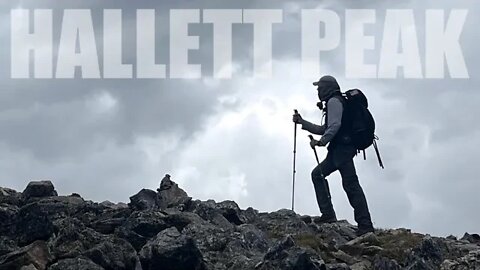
[342,89,384,169]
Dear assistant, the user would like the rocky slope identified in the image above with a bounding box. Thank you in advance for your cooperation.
[1,175,479,270]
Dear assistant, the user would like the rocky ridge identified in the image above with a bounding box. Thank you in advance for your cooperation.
[1,175,479,270]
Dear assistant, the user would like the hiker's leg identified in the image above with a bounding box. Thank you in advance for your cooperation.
[338,159,373,229]
[311,152,337,216]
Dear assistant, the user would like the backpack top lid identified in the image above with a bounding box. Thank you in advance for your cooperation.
[345,89,368,108]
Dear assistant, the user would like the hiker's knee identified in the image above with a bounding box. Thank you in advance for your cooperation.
[342,175,361,193]
[311,165,324,181]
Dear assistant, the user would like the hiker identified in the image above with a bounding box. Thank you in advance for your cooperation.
[292,75,375,236]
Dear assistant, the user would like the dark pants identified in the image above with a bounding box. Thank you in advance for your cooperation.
[311,145,373,228]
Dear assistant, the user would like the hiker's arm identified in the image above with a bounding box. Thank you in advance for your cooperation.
[318,98,343,145]
[301,120,326,135]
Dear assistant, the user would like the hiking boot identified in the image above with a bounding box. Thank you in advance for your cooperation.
[313,214,337,224]
[356,226,375,236]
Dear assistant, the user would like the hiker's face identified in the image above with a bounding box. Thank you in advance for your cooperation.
[317,86,326,101]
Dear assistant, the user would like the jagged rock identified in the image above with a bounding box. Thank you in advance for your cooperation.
[112,210,170,252]
[446,235,457,241]
[114,226,148,252]
[405,235,446,269]
[460,233,480,244]
[124,210,169,238]
[189,199,237,229]
[48,218,108,259]
[22,181,57,200]
[339,232,381,256]
[0,240,52,270]
[351,260,372,270]
[0,237,17,257]
[1,180,479,270]
[0,204,19,234]
[83,237,138,270]
[183,221,229,253]
[16,196,86,245]
[128,189,159,211]
[157,174,191,210]
[254,209,312,239]
[240,207,259,224]
[0,187,22,206]
[236,224,270,252]
[20,264,38,270]
[92,217,127,234]
[440,250,480,270]
[326,263,350,270]
[257,235,326,270]
[162,210,206,231]
[91,207,131,234]
[100,201,129,210]
[301,215,313,224]
[373,255,401,270]
[215,200,244,225]
[48,258,105,270]
[139,227,205,270]
[331,250,359,264]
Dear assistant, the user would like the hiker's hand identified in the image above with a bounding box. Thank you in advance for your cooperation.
[317,139,327,147]
[292,113,303,124]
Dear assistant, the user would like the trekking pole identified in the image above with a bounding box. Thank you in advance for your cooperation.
[308,135,320,165]
[309,135,332,199]
[292,109,298,211]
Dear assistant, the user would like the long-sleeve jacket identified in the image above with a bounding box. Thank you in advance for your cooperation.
[301,97,343,146]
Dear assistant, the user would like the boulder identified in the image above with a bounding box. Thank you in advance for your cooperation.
[157,174,191,210]
[0,237,17,257]
[128,189,159,211]
[22,181,57,200]
[373,255,401,270]
[123,210,169,238]
[0,204,19,234]
[0,187,22,206]
[460,233,480,244]
[405,235,446,269]
[0,241,51,270]
[83,237,138,270]
[257,235,327,270]
[16,196,86,245]
[48,219,105,259]
[139,227,205,270]
[48,258,104,270]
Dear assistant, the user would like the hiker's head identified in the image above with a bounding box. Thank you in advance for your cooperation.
[313,75,340,101]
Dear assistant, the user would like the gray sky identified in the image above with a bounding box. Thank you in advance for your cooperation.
[1,0,479,237]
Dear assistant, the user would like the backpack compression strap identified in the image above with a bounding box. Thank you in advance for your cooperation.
[373,136,384,169]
